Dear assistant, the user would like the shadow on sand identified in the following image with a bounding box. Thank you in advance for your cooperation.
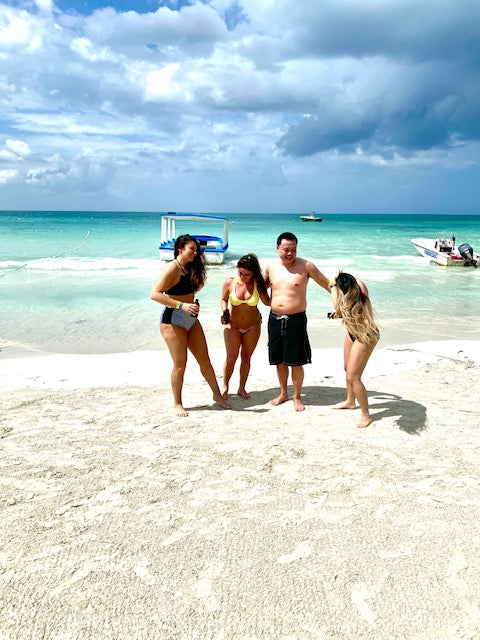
[212,384,427,435]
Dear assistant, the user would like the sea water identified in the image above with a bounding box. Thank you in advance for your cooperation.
[1,210,480,354]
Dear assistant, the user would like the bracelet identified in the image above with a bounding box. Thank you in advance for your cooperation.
[329,282,337,289]
[175,300,183,309]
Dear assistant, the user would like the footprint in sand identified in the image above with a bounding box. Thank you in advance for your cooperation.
[194,566,223,612]
[351,582,377,625]
[277,541,313,564]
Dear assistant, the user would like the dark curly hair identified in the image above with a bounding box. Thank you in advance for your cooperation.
[174,234,206,289]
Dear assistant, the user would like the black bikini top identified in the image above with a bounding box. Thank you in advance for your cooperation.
[165,273,196,296]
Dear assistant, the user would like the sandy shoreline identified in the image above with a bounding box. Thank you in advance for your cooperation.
[1,341,480,639]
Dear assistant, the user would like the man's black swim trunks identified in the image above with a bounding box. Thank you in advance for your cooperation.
[268,311,311,366]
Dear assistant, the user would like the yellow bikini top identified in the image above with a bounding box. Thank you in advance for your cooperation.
[229,279,260,307]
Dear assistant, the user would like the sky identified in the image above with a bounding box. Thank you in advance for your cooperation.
[1,0,480,213]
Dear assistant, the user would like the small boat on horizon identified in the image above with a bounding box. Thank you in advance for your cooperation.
[410,235,479,267]
[300,212,323,222]
[159,213,229,265]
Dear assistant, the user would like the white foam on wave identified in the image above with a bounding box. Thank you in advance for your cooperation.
[370,254,426,264]
[15,257,161,272]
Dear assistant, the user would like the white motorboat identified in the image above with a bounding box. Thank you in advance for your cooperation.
[300,211,323,222]
[159,213,229,265]
[410,236,479,267]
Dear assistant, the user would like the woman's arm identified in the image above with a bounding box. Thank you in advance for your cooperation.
[220,278,232,324]
[329,276,341,317]
[150,262,182,308]
[356,278,369,297]
[259,288,271,306]
[220,278,233,312]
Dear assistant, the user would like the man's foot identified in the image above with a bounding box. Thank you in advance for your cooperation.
[174,404,188,417]
[293,397,305,412]
[357,415,373,428]
[213,394,232,410]
[332,401,357,410]
[238,388,251,400]
[270,393,289,406]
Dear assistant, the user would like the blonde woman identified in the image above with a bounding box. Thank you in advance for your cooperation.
[330,272,379,428]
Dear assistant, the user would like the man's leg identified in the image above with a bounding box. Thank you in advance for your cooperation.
[291,365,305,412]
[271,363,289,405]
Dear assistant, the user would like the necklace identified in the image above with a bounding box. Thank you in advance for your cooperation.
[175,258,187,274]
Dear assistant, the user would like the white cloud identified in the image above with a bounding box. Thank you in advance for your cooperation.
[0,8,31,48]
[70,36,116,62]
[144,63,181,100]
[35,0,53,11]
[0,168,19,183]
[6,139,31,157]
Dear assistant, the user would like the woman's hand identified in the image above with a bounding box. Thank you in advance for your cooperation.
[220,309,230,325]
[184,301,199,316]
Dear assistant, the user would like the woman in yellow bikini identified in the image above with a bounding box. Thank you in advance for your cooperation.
[220,254,270,399]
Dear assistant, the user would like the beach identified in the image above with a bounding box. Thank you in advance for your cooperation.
[2,340,480,639]
[2,210,480,637]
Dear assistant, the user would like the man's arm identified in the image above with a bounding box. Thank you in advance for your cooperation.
[264,262,272,289]
[306,260,330,292]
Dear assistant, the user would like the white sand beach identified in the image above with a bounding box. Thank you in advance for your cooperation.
[1,340,480,639]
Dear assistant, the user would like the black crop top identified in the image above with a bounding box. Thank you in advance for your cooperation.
[165,273,196,295]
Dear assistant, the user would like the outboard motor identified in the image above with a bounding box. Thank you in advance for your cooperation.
[458,243,477,268]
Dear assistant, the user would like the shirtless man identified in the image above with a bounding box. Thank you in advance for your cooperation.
[264,232,330,411]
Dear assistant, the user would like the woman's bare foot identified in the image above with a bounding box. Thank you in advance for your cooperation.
[332,401,357,410]
[270,392,289,406]
[174,403,188,417]
[238,388,251,400]
[213,394,232,409]
[293,397,305,412]
[357,415,373,428]
[221,387,228,400]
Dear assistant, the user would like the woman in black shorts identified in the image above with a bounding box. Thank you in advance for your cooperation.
[330,271,379,428]
[150,234,230,416]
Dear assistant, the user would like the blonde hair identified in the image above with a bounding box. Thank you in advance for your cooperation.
[334,272,379,344]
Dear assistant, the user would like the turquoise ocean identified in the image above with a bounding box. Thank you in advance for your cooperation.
[1,211,480,354]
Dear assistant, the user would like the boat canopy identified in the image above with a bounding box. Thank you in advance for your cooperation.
[159,213,229,264]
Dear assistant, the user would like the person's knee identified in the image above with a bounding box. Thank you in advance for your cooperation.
[172,363,187,376]
[240,351,251,365]
[346,370,361,386]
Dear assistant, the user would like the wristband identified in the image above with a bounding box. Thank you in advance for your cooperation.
[175,300,183,309]
[329,281,337,289]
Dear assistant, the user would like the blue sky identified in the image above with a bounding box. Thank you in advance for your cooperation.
[1,0,480,213]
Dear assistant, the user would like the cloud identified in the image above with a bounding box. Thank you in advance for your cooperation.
[1,0,479,211]
[5,139,31,156]
[0,168,19,183]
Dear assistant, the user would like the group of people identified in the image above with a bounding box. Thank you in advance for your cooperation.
[150,231,380,428]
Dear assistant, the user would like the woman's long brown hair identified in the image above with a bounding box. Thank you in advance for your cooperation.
[237,253,268,296]
[174,234,206,289]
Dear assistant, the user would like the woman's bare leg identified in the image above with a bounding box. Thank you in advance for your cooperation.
[332,334,356,410]
[345,339,377,427]
[187,321,231,409]
[161,324,189,416]
[222,326,241,398]
[238,324,261,399]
